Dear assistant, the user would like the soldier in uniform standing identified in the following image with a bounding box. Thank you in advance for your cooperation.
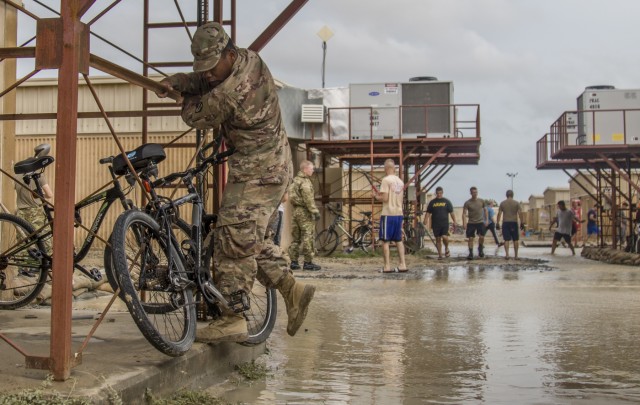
[288,160,321,271]
[156,22,315,342]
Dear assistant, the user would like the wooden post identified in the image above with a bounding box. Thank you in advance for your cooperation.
[1,2,17,213]
[47,1,91,381]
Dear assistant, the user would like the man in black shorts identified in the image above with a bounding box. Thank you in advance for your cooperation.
[425,186,457,260]
[462,186,488,259]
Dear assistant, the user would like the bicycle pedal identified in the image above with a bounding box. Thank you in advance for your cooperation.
[89,267,102,281]
[228,290,250,313]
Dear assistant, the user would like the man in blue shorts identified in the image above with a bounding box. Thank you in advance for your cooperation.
[425,186,457,259]
[462,186,488,260]
[374,159,407,273]
[497,190,525,259]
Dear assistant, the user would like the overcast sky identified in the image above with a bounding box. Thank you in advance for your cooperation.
[15,0,640,204]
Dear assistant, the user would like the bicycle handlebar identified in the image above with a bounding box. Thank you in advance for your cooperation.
[152,148,236,188]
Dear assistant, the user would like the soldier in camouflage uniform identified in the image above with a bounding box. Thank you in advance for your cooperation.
[288,160,321,271]
[156,22,316,343]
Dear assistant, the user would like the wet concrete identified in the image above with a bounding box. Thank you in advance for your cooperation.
[213,245,640,404]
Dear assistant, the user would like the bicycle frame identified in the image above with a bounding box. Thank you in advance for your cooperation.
[143,152,244,313]
[23,164,134,278]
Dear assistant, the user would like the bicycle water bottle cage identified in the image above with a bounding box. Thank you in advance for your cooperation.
[13,156,55,175]
[112,143,166,176]
[229,290,250,313]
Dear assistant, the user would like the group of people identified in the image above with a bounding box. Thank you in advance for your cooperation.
[423,186,526,260]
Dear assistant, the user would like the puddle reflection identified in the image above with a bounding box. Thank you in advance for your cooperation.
[218,264,640,404]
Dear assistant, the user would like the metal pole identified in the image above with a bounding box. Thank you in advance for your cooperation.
[321,40,326,88]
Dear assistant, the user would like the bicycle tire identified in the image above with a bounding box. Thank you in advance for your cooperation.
[402,228,417,254]
[0,213,48,310]
[239,285,277,346]
[110,210,196,357]
[196,222,277,346]
[315,229,339,257]
[352,225,373,251]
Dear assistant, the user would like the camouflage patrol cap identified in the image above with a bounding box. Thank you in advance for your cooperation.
[191,22,230,72]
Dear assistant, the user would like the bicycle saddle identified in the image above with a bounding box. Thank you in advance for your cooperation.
[14,156,55,175]
[362,211,372,217]
[112,143,166,175]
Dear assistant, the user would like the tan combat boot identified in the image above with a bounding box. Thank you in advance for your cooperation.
[278,274,316,336]
[195,313,248,343]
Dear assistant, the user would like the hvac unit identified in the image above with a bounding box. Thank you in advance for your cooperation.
[577,86,640,145]
[401,80,454,138]
[349,79,454,140]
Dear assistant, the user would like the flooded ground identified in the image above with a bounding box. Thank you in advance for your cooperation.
[212,245,640,404]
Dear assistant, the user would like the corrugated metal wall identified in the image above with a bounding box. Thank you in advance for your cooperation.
[15,133,200,246]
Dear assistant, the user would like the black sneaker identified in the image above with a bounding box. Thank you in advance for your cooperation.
[303,262,321,271]
[478,245,485,258]
[290,261,300,270]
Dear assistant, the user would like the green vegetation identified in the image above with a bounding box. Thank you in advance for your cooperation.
[145,390,232,405]
[235,360,270,381]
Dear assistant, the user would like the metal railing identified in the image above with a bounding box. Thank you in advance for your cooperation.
[318,104,480,141]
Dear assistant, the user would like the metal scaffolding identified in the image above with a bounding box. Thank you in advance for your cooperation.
[0,0,308,381]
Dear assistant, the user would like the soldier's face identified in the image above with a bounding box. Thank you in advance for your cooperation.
[303,164,314,176]
[202,50,236,84]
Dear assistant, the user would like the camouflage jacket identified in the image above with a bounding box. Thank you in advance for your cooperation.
[288,171,318,215]
[167,48,292,185]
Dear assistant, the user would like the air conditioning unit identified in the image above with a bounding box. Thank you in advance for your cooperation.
[301,104,325,123]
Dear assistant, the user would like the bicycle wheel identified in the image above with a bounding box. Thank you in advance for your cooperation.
[240,283,277,346]
[315,229,339,257]
[197,224,277,346]
[106,219,194,294]
[110,210,196,356]
[0,213,48,310]
[352,225,373,251]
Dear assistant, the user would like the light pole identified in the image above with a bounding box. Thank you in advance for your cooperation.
[506,172,518,191]
[316,25,334,88]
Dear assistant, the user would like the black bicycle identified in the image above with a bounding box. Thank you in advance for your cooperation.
[315,205,374,256]
[108,144,276,356]
[0,145,146,310]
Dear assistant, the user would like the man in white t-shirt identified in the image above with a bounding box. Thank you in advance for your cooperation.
[374,159,407,273]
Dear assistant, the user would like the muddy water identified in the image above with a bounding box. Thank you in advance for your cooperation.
[220,250,640,404]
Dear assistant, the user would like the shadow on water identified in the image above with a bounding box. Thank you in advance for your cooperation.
[215,262,640,404]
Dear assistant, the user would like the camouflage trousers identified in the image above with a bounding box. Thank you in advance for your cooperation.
[16,207,52,254]
[288,206,315,263]
[213,180,291,299]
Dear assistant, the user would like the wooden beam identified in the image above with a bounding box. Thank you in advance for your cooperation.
[248,0,308,52]
[89,53,181,100]
[77,0,96,18]
[49,0,84,382]
[0,46,35,58]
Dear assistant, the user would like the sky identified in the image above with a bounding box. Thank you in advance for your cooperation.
[13,0,640,204]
